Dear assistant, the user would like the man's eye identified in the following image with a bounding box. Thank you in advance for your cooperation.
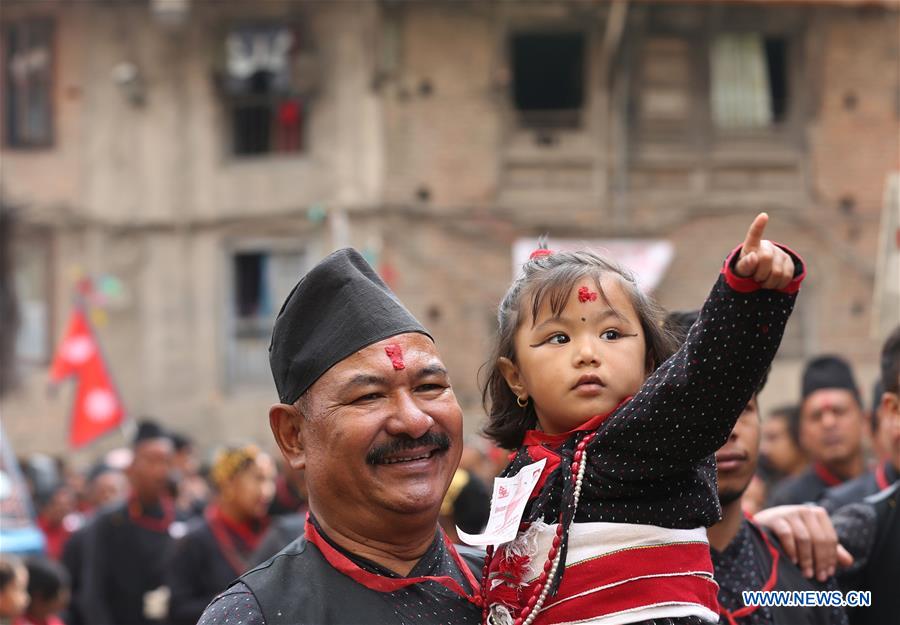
[417,383,446,393]
[547,333,570,345]
[353,393,381,403]
[601,330,622,341]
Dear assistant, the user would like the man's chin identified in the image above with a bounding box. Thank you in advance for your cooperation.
[718,486,747,507]
[382,492,444,517]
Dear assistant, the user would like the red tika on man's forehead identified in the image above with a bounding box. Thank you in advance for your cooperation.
[384,344,405,371]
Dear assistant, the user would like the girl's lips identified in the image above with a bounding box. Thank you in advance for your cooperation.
[573,374,605,389]
[573,384,605,397]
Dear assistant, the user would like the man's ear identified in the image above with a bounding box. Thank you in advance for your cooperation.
[498,357,527,400]
[269,403,307,471]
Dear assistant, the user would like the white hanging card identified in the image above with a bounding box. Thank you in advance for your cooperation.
[457,458,546,548]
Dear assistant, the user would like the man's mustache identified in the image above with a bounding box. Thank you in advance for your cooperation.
[366,432,452,465]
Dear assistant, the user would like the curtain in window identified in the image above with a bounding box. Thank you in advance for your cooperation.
[4,20,53,146]
[711,34,772,129]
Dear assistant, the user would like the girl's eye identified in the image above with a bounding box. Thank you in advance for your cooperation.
[601,330,622,341]
[547,333,570,345]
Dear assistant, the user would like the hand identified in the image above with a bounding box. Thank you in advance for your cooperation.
[143,586,170,620]
[735,213,796,289]
[753,505,854,581]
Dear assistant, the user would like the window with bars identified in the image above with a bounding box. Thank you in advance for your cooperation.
[222,25,305,157]
[3,19,54,148]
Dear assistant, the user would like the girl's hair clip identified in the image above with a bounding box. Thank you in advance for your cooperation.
[529,235,553,260]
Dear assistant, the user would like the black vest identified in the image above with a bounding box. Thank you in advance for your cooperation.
[733,523,847,625]
[854,481,900,625]
[237,534,483,625]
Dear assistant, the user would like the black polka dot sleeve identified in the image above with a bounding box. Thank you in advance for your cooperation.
[593,244,804,479]
[195,582,265,625]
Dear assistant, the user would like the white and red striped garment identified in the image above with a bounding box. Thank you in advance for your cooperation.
[496,522,720,625]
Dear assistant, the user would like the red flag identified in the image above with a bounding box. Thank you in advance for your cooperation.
[49,308,125,448]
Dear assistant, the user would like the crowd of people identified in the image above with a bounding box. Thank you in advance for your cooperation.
[0,214,898,625]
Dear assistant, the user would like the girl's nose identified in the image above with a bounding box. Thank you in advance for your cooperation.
[574,337,600,367]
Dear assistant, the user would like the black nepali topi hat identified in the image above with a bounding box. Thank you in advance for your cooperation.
[269,248,431,404]
[133,419,170,446]
[801,355,861,405]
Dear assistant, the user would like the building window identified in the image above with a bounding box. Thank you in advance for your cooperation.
[222,25,306,156]
[511,32,585,128]
[13,231,51,364]
[710,34,789,130]
[3,19,53,148]
[227,246,308,388]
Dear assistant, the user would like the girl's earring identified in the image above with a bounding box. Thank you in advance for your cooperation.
[516,395,528,408]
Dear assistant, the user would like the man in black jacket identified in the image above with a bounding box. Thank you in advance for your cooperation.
[822,327,900,512]
[769,357,867,507]
[198,249,482,625]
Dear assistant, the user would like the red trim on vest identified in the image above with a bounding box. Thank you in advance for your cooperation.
[537,541,714,605]
[521,396,632,448]
[304,514,483,607]
[127,496,174,533]
[721,243,805,295]
[538,574,719,623]
[813,462,844,487]
[206,505,268,575]
[719,517,780,625]
[520,397,632,495]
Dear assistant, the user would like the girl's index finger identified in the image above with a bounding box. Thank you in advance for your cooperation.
[741,212,769,254]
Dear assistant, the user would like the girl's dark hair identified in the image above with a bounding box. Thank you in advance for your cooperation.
[25,557,69,602]
[0,556,23,590]
[482,250,678,449]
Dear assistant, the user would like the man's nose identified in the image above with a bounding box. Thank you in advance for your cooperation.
[385,391,435,439]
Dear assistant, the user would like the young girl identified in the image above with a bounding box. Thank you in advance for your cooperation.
[0,556,29,625]
[478,214,803,625]
[14,558,70,625]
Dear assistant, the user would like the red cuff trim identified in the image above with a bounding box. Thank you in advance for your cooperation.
[721,243,806,294]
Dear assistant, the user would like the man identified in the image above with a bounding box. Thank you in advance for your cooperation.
[710,391,847,625]
[61,463,128,625]
[35,483,76,561]
[822,330,900,509]
[198,249,482,625]
[827,325,900,625]
[768,356,866,506]
[759,404,807,483]
[170,432,208,520]
[80,421,179,625]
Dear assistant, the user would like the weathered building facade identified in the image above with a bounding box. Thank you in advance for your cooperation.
[2,0,898,458]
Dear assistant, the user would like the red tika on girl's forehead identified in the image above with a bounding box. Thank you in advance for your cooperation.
[577,286,599,303]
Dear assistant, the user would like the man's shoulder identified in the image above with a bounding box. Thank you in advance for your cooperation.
[768,469,821,506]
[822,472,878,511]
[241,534,314,590]
[198,581,265,625]
[88,501,129,531]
